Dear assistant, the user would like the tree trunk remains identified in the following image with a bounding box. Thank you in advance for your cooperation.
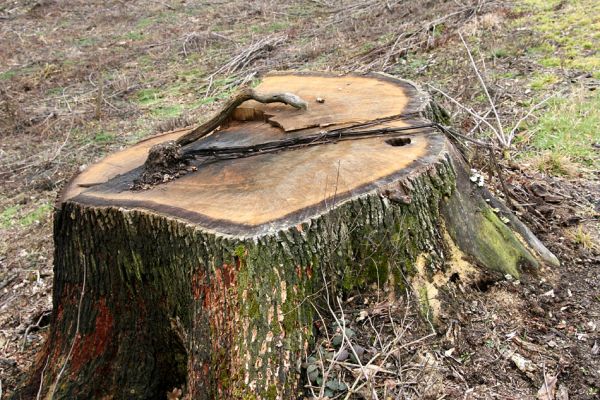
[20,72,557,400]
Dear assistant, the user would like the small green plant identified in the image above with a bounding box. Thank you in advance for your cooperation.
[491,48,509,59]
[123,31,144,41]
[20,203,52,226]
[568,225,595,249]
[530,73,558,90]
[1,205,21,228]
[459,352,471,364]
[136,88,162,106]
[497,71,518,79]
[408,57,428,70]
[77,37,96,47]
[431,23,446,38]
[94,131,116,143]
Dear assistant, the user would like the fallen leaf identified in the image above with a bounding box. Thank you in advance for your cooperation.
[444,347,456,357]
[511,353,536,373]
[537,374,558,400]
[335,348,349,361]
[356,310,368,322]
[166,387,182,400]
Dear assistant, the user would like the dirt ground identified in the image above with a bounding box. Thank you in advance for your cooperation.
[1,0,598,399]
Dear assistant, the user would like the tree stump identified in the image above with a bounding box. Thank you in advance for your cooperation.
[22,72,557,400]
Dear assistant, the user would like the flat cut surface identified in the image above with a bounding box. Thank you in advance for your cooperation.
[63,73,445,236]
[62,128,189,201]
[239,72,414,132]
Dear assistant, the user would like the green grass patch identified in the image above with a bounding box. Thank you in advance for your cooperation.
[134,13,178,31]
[490,48,510,59]
[539,57,562,68]
[77,37,97,47]
[1,203,52,228]
[526,43,554,56]
[136,88,163,106]
[46,86,64,96]
[497,71,518,79]
[20,203,52,226]
[0,69,17,80]
[517,0,600,73]
[250,21,290,34]
[1,205,21,228]
[151,104,183,118]
[530,73,559,90]
[520,90,600,170]
[431,23,446,38]
[93,131,116,143]
[135,16,155,30]
[123,31,145,41]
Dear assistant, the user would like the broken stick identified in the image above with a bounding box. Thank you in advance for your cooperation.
[176,87,308,146]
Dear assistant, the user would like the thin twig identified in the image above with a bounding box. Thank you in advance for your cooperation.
[176,87,307,146]
[436,124,493,148]
[489,147,514,208]
[508,93,556,143]
[36,355,50,400]
[21,311,51,351]
[328,296,379,400]
[542,363,549,400]
[458,32,506,146]
[427,84,499,136]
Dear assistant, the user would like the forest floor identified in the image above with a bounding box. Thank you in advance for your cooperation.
[0,0,598,399]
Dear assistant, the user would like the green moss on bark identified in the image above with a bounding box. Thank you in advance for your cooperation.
[476,208,538,278]
[24,140,553,400]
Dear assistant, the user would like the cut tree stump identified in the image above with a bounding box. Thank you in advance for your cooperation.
[21,72,558,400]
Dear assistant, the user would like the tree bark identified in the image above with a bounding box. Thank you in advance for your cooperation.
[18,72,557,400]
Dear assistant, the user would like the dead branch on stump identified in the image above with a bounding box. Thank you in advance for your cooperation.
[134,87,308,188]
[177,87,307,146]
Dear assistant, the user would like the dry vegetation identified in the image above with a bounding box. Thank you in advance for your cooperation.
[1,0,598,399]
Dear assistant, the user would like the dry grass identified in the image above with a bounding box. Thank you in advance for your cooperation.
[533,152,580,177]
[566,224,597,251]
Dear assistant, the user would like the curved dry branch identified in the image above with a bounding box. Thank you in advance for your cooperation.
[176,87,308,146]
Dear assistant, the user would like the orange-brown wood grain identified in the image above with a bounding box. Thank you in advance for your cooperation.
[61,72,442,235]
